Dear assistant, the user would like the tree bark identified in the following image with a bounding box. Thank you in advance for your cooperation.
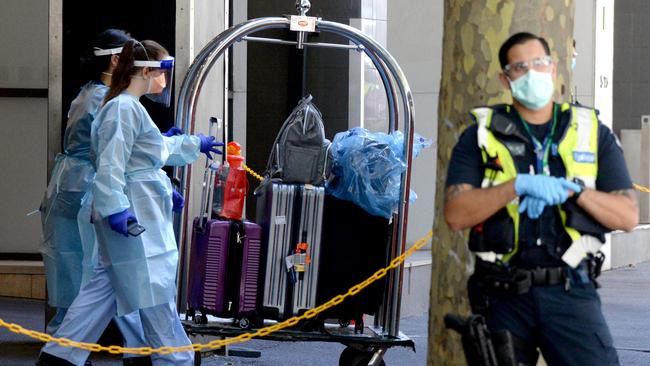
[427,1,575,365]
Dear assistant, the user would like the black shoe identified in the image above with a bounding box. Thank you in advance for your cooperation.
[123,356,153,366]
[35,352,75,366]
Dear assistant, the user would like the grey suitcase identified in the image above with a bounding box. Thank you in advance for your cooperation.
[256,180,324,320]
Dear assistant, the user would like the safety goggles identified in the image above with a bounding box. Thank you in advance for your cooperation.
[503,55,553,77]
[134,56,175,107]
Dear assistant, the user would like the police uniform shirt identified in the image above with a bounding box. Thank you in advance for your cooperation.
[446,104,633,268]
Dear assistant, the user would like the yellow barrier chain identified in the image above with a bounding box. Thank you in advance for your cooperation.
[634,183,650,193]
[4,167,645,354]
[242,163,264,182]
[0,230,433,355]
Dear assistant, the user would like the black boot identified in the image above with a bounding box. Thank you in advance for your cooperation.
[35,352,75,366]
[123,356,153,366]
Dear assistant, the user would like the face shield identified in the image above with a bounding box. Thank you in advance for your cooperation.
[133,56,175,107]
[93,47,123,56]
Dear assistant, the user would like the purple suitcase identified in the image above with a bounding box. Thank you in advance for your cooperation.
[186,117,262,327]
[187,218,262,328]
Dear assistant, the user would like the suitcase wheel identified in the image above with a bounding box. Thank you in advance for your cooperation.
[252,315,264,329]
[299,318,321,332]
[186,309,196,322]
[237,317,251,329]
[193,312,208,325]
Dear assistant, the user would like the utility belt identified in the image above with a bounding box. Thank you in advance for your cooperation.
[473,262,569,295]
[468,254,604,315]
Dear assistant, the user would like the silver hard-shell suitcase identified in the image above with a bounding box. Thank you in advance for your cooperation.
[256,180,324,320]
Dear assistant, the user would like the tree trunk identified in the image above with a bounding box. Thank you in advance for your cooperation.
[427,1,575,365]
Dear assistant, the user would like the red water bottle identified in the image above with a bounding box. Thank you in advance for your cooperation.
[220,142,248,220]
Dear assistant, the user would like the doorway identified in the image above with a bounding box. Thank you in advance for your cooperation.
[61,0,176,142]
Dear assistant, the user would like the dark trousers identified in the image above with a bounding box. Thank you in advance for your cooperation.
[486,282,619,366]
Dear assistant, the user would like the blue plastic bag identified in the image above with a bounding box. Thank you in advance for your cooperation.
[326,128,432,218]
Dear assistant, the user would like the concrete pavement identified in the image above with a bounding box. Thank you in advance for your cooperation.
[600,262,650,366]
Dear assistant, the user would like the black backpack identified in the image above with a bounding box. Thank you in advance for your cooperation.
[265,95,332,185]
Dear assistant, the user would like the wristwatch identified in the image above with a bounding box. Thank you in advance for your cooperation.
[572,177,586,201]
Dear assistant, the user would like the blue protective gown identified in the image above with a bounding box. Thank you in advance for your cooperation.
[39,88,199,365]
[40,82,106,308]
[40,83,149,357]
[91,91,200,316]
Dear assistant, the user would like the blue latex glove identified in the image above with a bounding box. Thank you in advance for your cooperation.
[518,196,547,219]
[514,174,582,206]
[172,188,184,213]
[108,209,137,237]
[163,127,183,137]
[198,134,224,160]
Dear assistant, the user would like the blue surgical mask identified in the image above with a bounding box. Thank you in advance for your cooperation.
[508,70,554,110]
[571,57,576,70]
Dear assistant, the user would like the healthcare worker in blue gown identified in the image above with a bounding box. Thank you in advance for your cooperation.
[36,39,222,366]
[39,29,155,366]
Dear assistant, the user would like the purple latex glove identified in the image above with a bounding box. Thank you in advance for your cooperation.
[197,133,224,160]
[108,209,137,237]
[172,188,185,213]
[163,127,183,137]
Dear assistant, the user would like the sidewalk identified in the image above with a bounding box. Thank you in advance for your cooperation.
[599,261,650,366]
[1,261,649,365]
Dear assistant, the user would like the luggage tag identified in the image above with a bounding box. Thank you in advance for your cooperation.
[285,255,298,284]
[285,255,294,271]
[294,242,311,273]
[293,253,307,273]
[293,241,312,282]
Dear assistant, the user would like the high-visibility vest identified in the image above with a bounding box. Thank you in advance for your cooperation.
[470,103,599,265]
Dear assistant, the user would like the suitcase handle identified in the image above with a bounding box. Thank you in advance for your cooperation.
[198,117,225,228]
[211,116,228,165]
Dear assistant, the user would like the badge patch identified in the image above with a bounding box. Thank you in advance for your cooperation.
[504,142,526,157]
[573,151,595,163]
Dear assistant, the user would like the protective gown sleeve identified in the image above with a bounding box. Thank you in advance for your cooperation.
[162,134,201,166]
[92,101,138,218]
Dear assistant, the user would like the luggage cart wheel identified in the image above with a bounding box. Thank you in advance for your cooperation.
[339,347,386,366]
[238,317,251,329]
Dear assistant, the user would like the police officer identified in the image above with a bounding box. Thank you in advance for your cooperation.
[444,32,638,366]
